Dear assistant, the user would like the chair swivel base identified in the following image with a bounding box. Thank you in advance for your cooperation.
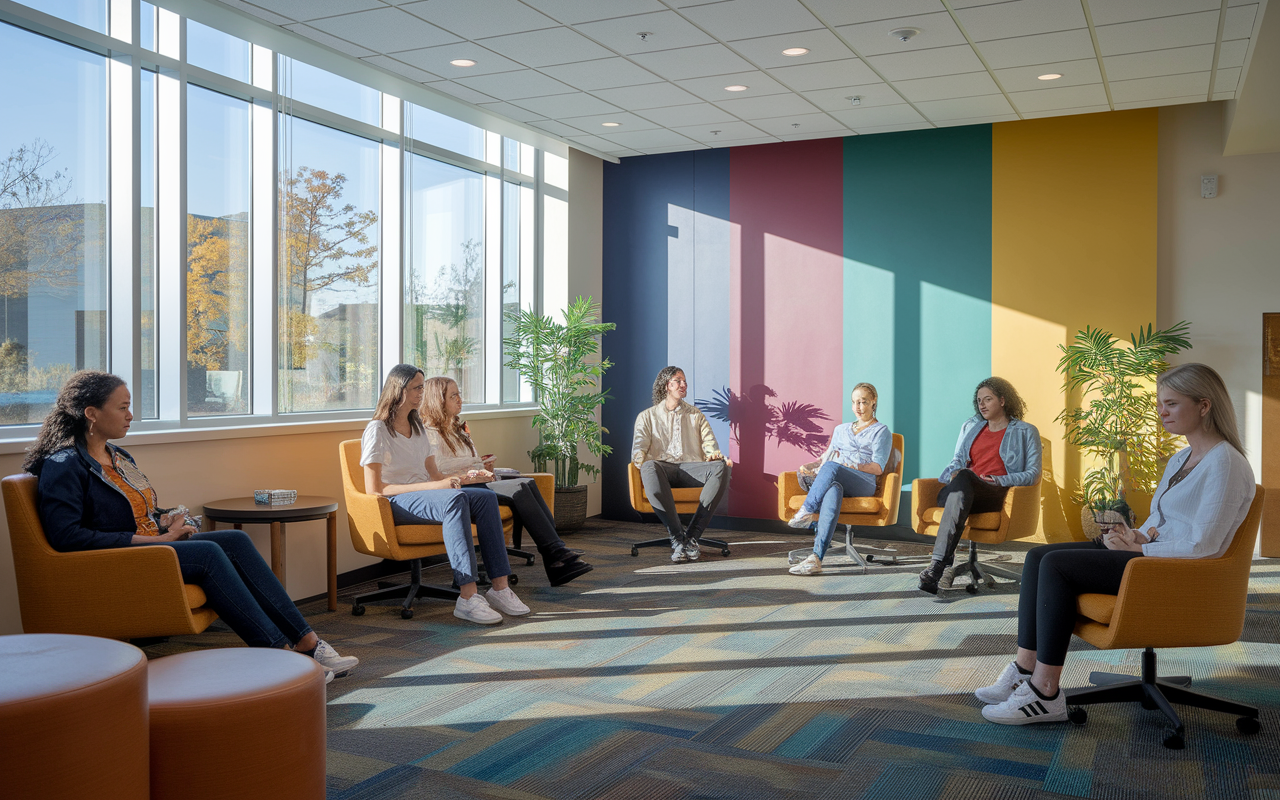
[631,536,730,557]
[942,542,1020,594]
[787,525,898,574]
[1065,647,1261,749]
[351,559,460,620]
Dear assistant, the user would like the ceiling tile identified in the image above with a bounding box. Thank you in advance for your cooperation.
[575,10,714,54]
[599,128,701,148]
[509,92,623,118]
[282,23,376,58]
[1113,94,1204,109]
[530,119,588,137]
[309,8,461,53]
[749,113,849,136]
[675,71,788,101]
[592,82,702,110]
[1008,82,1109,112]
[630,44,756,81]
[1103,44,1215,81]
[778,129,852,142]
[835,12,967,57]
[865,45,986,81]
[726,29,855,69]
[713,92,818,119]
[915,93,1014,120]
[361,55,441,83]
[1095,11,1218,56]
[1217,39,1249,69]
[670,120,767,142]
[560,111,662,133]
[1213,67,1241,93]
[803,83,907,111]
[802,0,947,27]
[992,59,1103,92]
[1021,105,1110,118]
[827,103,925,127]
[1087,0,1219,26]
[768,58,880,91]
[935,113,1020,127]
[1223,4,1258,39]
[520,0,666,24]
[637,103,738,126]
[476,27,614,67]
[894,71,999,102]
[395,43,526,78]
[219,1,293,26]
[540,58,661,90]
[703,136,779,149]
[475,101,547,122]
[1109,71,1210,103]
[453,70,577,101]
[399,0,558,39]
[976,28,1097,69]
[679,0,824,40]
[250,0,381,22]
[851,121,933,135]
[953,0,1087,41]
[565,133,620,151]
[425,80,498,105]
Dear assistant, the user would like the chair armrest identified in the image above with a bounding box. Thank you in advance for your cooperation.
[344,488,398,558]
[1003,482,1042,540]
[628,463,647,513]
[880,472,903,526]
[524,473,555,517]
[778,471,801,521]
[911,479,943,532]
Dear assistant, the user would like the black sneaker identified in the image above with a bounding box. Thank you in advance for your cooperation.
[918,560,946,595]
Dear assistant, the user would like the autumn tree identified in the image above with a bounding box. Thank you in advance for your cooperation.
[186,214,248,370]
[0,139,86,298]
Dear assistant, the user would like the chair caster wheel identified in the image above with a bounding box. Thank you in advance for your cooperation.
[351,604,365,616]
[984,576,997,588]
[526,556,535,566]
[508,574,518,586]
[1162,729,1185,750]
[1068,707,1087,725]
[721,549,731,557]
[400,607,414,620]
[965,583,978,594]
[866,554,876,562]
[1237,716,1261,735]
[631,547,639,556]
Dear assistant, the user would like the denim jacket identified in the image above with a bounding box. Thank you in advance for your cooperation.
[938,416,1042,487]
[34,442,147,552]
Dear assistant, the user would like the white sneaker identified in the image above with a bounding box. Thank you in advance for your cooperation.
[454,593,503,625]
[684,539,701,561]
[975,661,1028,704]
[788,510,817,529]
[671,540,688,562]
[485,586,531,617]
[788,554,823,575]
[981,681,1067,725]
[310,639,359,677]
[323,667,334,685]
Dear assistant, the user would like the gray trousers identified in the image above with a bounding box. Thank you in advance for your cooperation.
[639,459,731,543]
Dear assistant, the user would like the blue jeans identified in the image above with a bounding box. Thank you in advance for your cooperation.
[156,530,312,649]
[389,486,510,586]
[798,461,877,559]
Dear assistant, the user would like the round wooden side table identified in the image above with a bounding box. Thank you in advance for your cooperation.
[201,495,340,611]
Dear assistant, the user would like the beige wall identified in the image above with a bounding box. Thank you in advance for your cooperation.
[568,148,605,517]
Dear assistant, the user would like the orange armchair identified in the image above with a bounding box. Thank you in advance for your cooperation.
[776,433,905,571]
[911,475,1041,593]
[627,462,731,558]
[2,473,218,639]
[1065,488,1265,749]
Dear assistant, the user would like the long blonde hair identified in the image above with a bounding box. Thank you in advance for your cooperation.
[1157,363,1245,455]
[421,376,475,456]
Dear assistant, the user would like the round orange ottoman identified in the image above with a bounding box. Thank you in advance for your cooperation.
[0,633,149,800]
[147,648,327,800]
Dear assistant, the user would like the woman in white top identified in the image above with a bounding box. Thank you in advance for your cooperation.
[419,376,593,587]
[360,364,529,625]
[976,363,1256,726]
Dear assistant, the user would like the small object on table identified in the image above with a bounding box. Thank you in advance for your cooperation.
[493,468,522,480]
[254,489,298,505]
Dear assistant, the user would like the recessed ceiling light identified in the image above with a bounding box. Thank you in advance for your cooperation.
[781,47,809,56]
[601,122,621,127]
[450,59,476,67]
[1038,73,1063,80]
[724,84,748,92]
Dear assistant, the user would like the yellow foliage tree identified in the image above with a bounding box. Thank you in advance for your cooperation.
[186,214,248,370]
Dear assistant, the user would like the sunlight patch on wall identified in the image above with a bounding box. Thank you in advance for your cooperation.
[844,259,895,432]
[919,281,991,477]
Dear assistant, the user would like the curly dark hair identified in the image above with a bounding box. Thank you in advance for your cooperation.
[24,370,127,473]
[973,376,1026,421]
[651,366,685,406]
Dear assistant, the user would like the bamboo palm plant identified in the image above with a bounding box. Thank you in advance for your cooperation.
[503,296,614,488]
[1055,321,1193,516]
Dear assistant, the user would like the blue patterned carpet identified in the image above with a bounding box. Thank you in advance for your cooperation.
[154,518,1280,799]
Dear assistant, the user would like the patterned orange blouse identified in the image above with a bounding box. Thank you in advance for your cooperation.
[102,456,160,536]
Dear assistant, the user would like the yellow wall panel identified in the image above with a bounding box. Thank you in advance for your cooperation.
[992,109,1158,541]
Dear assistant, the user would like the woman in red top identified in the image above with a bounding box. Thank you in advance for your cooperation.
[918,377,1042,594]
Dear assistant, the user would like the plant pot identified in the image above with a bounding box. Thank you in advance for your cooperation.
[553,485,588,533]
[1079,504,1136,541]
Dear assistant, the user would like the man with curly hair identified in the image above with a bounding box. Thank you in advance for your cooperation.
[632,366,732,562]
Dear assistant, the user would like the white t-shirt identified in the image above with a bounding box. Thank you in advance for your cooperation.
[423,426,483,477]
[360,420,435,486]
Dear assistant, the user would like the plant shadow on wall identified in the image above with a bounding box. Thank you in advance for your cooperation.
[695,385,832,459]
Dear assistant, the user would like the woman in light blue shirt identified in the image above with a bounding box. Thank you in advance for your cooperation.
[787,383,893,575]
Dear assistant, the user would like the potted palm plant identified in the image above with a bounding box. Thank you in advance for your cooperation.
[503,296,614,532]
[1055,321,1193,539]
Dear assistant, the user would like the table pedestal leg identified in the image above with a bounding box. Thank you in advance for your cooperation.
[271,521,285,585]
[326,511,337,611]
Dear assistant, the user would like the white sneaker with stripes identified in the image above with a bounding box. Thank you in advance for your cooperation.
[981,681,1067,725]
[975,661,1028,704]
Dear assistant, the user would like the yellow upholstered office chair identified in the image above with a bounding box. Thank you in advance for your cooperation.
[911,475,1041,593]
[627,463,731,558]
[776,433,905,572]
[2,473,218,639]
[1065,488,1265,749]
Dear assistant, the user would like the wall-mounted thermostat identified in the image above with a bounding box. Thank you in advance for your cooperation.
[1201,174,1218,199]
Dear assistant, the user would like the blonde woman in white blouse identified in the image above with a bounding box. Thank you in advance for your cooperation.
[420,376,594,587]
[976,363,1256,727]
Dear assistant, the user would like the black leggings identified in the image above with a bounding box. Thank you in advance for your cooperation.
[1017,541,1143,666]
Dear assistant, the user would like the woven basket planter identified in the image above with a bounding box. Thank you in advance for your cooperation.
[554,485,588,533]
